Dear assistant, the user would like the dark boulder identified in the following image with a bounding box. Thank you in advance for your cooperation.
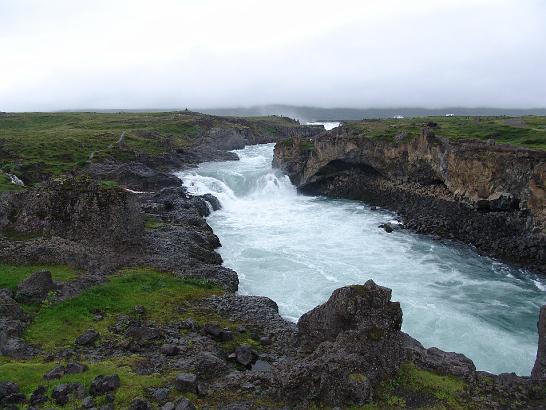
[64,362,89,374]
[174,373,198,393]
[0,382,20,401]
[162,398,197,410]
[251,359,272,372]
[82,396,95,408]
[149,387,170,401]
[126,325,161,342]
[298,280,402,353]
[89,375,121,395]
[30,385,47,405]
[174,397,197,410]
[379,223,394,233]
[130,397,153,409]
[0,316,34,359]
[234,344,253,367]
[44,365,65,380]
[277,280,404,405]
[75,329,100,346]
[0,291,24,320]
[51,383,71,405]
[192,351,228,379]
[160,343,179,356]
[203,323,223,340]
[15,270,56,304]
[532,305,546,380]
[202,193,221,211]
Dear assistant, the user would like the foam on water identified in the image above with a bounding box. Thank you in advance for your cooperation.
[177,143,546,375]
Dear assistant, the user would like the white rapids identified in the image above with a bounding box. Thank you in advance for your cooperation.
[177,142,546,376]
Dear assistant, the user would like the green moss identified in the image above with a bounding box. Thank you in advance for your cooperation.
[398,362,465,403]
[350,373,368,383]
[25,268,221,350]
[99,179,119,189]
[0,263,77,290]
[0,356,174,408]
[367,326,384,341]
[144,215,167,229]
[359,362,468,409]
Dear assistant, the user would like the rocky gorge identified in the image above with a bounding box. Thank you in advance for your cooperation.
[0,112,545,409]
[273,126,546,273]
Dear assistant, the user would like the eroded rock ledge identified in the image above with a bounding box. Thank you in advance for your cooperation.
[273,128,546,273]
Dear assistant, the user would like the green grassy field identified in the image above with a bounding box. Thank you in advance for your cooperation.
[0,263,77,290]
[343,115,546,150]
[0,111,301,189]
[1,112,544,193]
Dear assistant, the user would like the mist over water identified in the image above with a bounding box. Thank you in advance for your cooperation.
[178,143,545,376]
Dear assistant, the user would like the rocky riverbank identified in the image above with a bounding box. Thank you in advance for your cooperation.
[273,126,546,274]
[1,114,545,409]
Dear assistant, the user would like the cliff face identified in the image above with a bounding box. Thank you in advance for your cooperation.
[273,128,546,272]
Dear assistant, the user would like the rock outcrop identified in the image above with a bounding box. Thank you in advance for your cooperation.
[275,281,404,405]
[0,177,144,248]
[15,270,56,304]
[273,129,546,272]
[531,305,546,380]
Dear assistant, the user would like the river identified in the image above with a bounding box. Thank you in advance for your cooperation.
[177,139,545,375]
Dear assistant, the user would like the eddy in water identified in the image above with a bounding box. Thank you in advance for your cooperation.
[178,143,546,376]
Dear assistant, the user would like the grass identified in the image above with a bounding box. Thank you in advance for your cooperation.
[0,263,77,290]
[25,268,221,350]
[0,355,176,409]
[0,111,303,185]
[99,179,119,189]
[358,362,468,409]
[342,115,546,150]
[144,215,167,229]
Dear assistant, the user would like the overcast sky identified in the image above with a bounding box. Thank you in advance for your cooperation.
[1,0,545,111]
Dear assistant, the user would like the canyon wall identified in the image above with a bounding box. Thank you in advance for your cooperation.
[273,128,546,272]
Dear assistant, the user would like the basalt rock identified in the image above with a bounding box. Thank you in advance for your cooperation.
[276,280,404,405]
[273,129,546,272]
[15,270,56,304]
[0,178,144,248]
[531,305,546,380]
[75,329,100,346]
[0,290,25,321]
[89,374,121,395]
[298,280,402,353]
[88,161,181,192]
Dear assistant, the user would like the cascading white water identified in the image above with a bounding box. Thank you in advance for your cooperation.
[177,143,546,376]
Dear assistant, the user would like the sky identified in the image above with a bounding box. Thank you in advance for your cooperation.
[1,0,545,111]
